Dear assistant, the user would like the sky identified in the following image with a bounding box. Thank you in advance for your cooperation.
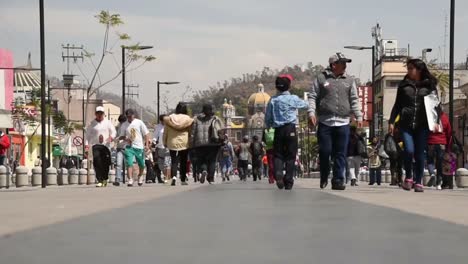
[1,0,468,109]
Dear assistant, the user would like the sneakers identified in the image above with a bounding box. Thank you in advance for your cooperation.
[402,179,413,191]
[138,176,144,186]
[331,180,346,191]
[276,179,285,190]
[127,178,134,187]
[414,184,424,193]
[200,171,207,184]
[96,182,105,188]
[113,182,120,187]
[171,177,176,186]
[350,179,358,187]
[427,176,436,187]
[436,184,442,190]
[226,175,230,181]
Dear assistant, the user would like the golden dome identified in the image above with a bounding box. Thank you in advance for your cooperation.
[248,84,271,106]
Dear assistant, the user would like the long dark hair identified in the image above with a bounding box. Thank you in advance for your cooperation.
[175,102,188,115]
[406,58,438,86]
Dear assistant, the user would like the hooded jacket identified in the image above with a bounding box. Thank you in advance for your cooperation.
[191,113,224,148]
[163,114,193,151]
[389,78,439,130]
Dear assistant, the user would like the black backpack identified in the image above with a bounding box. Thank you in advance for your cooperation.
[252,142,263,158]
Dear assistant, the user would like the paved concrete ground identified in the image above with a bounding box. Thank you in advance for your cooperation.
[1,180,468,264]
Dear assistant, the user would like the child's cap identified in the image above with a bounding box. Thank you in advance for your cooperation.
[275,74,294,91]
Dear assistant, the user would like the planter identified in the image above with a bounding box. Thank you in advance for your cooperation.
[58,168,69,185]
[68,168,79,185]
[456,168,468,188]
[32,167,42,186]
[88,169,96,185]
[78,169,87,185]
[0,166,7,188]
[46,167,57,186]
[15,166,29,187]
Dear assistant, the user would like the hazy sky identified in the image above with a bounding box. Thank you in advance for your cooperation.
[1,0,467,109]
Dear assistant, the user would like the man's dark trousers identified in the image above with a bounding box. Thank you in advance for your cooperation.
[317,123,350,184]
[273,123,298,188]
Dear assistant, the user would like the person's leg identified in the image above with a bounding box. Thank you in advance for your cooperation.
[347,157,356,180]
[354,156,361,182]
[400,129,415,187]
[207,147,218,183]
[92,147,103,183]
[170,150,179,185]
[274,125,287,188]
[179,149,188,182]
[267,149,275,184]
[116,150,124,183]
[435,145,444,187]
[376,168,382,185]
[331,125,350,187]
[283,124,298,189]
[413,129,429,186]
[124,148,135,185]
[317,124,333,187]
[369,169,376,185]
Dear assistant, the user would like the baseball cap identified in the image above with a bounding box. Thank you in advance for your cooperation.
[329,52,352,64]
[95,106,105,113]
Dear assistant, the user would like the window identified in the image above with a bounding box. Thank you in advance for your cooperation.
[385,80,400,89]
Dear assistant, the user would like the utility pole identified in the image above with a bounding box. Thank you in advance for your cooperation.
[61,44,83,120]
[449,0,455,127]
[39,0,47,188]
[126,84,139,111]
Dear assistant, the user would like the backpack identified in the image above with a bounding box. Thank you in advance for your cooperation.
[222,144,232,158]
[252,142,263,158]
[208,117,224,144]
[0,134,11,149]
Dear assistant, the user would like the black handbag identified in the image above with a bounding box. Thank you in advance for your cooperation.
[384,134,399,159]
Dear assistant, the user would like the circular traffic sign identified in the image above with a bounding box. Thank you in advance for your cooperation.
[73,136,83,146]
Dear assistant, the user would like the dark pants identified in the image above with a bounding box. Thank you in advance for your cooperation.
[0,155,5,166]
[152,151,164,183]
[318,124,350,184]
[238,160,248,180]
[427,144,445,185]
[369,168,382,185]
[252,156,262,181]
[274,124,298,188]
[170,149,188,182]
[401,128,429,185]
[195,146,219,182]
[92,145,111,183]
[390,156,403,185]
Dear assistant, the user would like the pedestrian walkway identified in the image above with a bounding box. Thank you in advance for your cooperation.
[1,180,468,264]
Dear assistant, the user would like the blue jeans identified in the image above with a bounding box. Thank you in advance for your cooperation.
[116,150,125,182]
[318,124,350,183]
[401,128,429,185]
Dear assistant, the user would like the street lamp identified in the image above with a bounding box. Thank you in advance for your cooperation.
[121,45,153,114]
[40,0,47,188]
[157,81,180,118]
[449,0,455,127]
[344,45,376,138]
[422,48,433,62]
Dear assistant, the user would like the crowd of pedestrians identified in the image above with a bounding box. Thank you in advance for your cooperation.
[81,53,460,193]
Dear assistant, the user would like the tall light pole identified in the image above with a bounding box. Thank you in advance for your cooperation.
[157,81,180,118]
[344,45,375,138]
[39,0,47,188]
[422,48,433,62]
[449,0,455,127]
[121,45,153,114]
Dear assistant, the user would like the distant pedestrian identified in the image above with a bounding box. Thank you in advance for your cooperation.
[0,129,11,166]
[346,126,365,186]
[427,111,452,190]
[368,136,382,186]
[153,115,168,184]
[123,108,151,187]
[114,114,128,186]
[389,58,439,193]
[249,135,264,181]
[191,104,224,184]
[219,134,235,182]
[85,106,116,187]
[262,128,275,184]
[236,136,250,182]
[34,156,42,167]
[163,103,193,186]
[265,74,308,190]
[308,53,363,191]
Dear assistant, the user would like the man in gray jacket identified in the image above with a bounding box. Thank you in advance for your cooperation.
[308,53,363,190]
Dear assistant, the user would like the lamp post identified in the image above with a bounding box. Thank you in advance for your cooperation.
[422,48,433,62]
[157,81,180,118]
[449,0,455,127]
[39,0,47,188]
[344,45,376,138]
[121,45,153,114]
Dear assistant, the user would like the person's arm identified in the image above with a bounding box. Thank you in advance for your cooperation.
[109,122,117,142]
[389,85,403,125]
[308,78,320,118]
[445,115,452,149]
[349,81,363,121]
[141,122,151,148]
[294,95,309,109]
[265,101,273,129]
[163,125,168,147]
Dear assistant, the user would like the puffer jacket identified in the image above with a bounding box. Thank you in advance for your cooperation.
[389,78,439,130]
[191,114,223,148]
[163,114,193,151]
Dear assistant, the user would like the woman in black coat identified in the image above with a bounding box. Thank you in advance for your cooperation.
[388,59,440,193]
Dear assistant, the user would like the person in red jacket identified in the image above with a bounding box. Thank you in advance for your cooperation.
[0,129,11,166]
[427,111,452,189]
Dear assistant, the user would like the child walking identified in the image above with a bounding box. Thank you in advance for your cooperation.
[265,74,308,190]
